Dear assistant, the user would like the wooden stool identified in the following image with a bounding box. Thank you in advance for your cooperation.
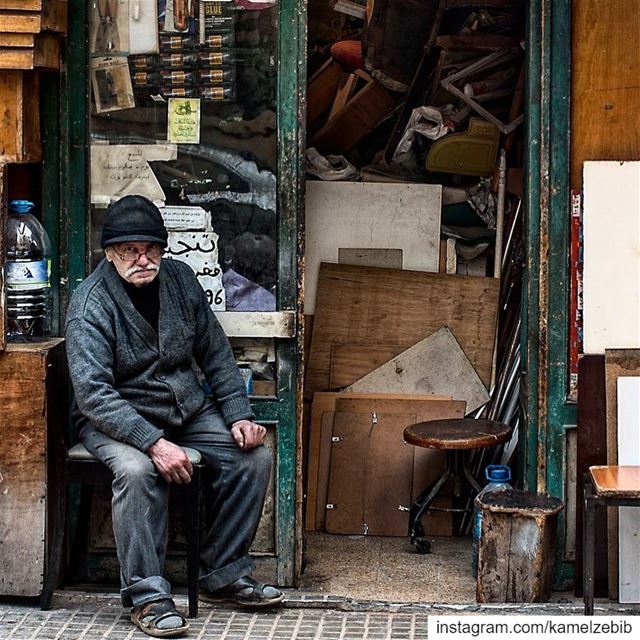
[403,418,512,553]
[583,465,640,615]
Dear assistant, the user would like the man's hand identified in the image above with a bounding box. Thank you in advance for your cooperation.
[148,438,193,484]
[230,420,267,450]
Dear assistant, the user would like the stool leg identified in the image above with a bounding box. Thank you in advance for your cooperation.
[584,477,596,615]
[186,466,201,618]
[409,464,452,540]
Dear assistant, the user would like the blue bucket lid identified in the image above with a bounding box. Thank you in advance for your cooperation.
[485,464,511,482]
[9,200,35,214]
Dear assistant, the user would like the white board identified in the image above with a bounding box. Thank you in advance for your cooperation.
[304,181,441,314]
[617,376,640,603]
[345,327,489,412]
[583,162,640,353]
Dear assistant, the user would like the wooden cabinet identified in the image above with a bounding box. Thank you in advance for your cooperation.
[0,338,66,597]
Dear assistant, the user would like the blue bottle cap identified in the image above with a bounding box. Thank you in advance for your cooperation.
[485,464,511,482]
[9,200,35,214]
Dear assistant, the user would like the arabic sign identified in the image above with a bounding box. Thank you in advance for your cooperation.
[164,230,225,310]
[160,205,209,231]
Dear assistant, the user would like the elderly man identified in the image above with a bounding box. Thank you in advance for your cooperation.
[65,195,283,638]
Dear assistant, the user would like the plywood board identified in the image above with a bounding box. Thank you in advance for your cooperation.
[304,183,441,313]
[325,412,415,536]
[329,342,404,390]
[305,391,455,531]
[338,248,403,270]
[617,377,640,603]
[346,327,489,412]
[307,264,498,397]
[334,396,465,536]
[583,162,640,354]
[571,0,640,191]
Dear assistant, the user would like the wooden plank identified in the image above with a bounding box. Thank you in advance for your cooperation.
[325,412,416,536]
[304,181,441,314]
[327,72,358,122]
[329,342,404,390]
[590,466,640,498]
[310,79,396,155]
[575,355,608,598]
[0,1,67,34]
[571,0,640,191]
[306,263,499,397]
[0,1,45,9]
[0,33,59,69]
[583,162,640,354]
[0,164,6,352]
[616,377,640,603]
[0,33,36,47]
[0,340,65,596]
[307,58,343,126]
[346,327,490,412]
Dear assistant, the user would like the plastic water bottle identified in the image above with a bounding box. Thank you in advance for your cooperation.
[5,200,52,341]
[471,464,512,577]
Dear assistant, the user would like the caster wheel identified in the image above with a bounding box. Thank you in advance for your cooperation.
[414,537,431,554]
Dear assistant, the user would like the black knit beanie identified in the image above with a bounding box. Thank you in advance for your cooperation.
[101,195,168,248]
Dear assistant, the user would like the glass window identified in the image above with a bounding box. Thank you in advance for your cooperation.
[88,0,278,313]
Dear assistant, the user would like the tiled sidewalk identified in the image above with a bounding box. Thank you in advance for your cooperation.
[0,592,637,639]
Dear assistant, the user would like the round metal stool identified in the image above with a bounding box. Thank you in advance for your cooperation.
[403,418,512,554]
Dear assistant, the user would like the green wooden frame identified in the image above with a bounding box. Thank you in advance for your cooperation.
[56,0,306,587]
[523,0,576,586]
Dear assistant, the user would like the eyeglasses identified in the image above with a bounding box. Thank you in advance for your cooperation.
[112,243,164,262]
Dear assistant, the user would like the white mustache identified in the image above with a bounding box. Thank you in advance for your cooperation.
[125,264,160,278]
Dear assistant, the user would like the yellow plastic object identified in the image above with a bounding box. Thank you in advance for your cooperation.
[426,118,500,176]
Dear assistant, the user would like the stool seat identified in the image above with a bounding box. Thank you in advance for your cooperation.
[404,418,512,450]
[589,465,640,498]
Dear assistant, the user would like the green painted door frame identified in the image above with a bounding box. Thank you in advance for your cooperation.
[46,0,575,588]
[523,0,576,586]
[54,0,307,587]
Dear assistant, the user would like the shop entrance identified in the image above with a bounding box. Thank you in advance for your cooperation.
[301,0,528,603]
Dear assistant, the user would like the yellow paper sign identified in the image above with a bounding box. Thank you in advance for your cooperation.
[168,98,201,144]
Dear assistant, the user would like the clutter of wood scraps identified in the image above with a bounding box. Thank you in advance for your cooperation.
[304,0,526,540]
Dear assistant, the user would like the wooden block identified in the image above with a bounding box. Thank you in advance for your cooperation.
[307,58,343,126]
[310,79,396,155]
[306,263,499,398]
[0,0,67,34]
[575,355,608,598]
[0,1,46,9]
[0,339,66,596]
[346,327,489,412]
[325,412,416,536]
[0,33,60,69]
[0,70,41,162]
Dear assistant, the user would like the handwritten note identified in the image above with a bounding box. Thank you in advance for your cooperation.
[168,98,201,144]
[164,230,225,311]
[91,143,177,204]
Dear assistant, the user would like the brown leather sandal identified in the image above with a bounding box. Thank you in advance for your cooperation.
[130,599,189,638]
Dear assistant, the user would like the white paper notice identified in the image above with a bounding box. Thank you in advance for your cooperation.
[160,206,209,231]
[91,144,177,204]
[164,230,225,311]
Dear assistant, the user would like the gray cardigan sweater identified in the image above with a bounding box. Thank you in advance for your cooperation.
[65,258,254,451]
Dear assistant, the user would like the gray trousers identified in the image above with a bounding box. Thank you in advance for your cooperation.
[80,403,271,608]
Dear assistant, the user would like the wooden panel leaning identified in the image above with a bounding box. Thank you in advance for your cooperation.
[0,70,41,162]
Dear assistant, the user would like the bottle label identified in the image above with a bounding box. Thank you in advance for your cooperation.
[5,260,49,289]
